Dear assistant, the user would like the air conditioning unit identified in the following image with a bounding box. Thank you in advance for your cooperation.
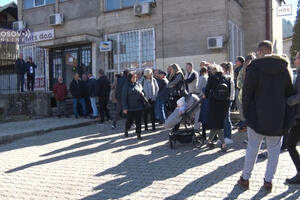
[134,3,151,17]
[207,36,223,49]
[12,21,26,31]
[49,13,64,26]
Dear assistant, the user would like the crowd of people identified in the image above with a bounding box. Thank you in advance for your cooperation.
[51,40,300,189]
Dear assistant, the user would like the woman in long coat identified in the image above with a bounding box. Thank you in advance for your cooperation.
[203,64,231,152]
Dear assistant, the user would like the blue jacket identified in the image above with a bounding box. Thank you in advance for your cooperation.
[157,78,169,102]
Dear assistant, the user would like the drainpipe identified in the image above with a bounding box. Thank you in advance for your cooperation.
[18,0,23,20]
[55,0,59,13]
[265,0,270,40]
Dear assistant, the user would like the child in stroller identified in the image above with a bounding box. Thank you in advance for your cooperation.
[164,94,204,148]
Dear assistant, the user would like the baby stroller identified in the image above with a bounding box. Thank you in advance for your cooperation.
[164,94,204,149]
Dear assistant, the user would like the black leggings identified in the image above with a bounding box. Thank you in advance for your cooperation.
[287,118,300,172]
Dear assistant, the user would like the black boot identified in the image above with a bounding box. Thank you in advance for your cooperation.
[124,131,128,138]
[286,173,300,184]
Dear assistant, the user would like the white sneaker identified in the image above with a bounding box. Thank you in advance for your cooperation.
[224,138,233,145]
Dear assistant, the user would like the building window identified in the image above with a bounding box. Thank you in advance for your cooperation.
[105,0,140,11]
[105,28,155,74]
[23,0,55,9]
[229,21,244,63]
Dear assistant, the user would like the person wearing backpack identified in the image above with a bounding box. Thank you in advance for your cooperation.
[221,62,235,145]
[203,64,231,152]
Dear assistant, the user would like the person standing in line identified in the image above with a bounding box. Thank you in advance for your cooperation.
[233,56,245,117]
[112,70,129,129]
[87,72,98,119]
[197,67,209,140]
[141,68,159,131]
[237,41,294,192]
[122,71,145,140]
[185,62,199,94]
[285,51,300,184]
[26,57,37,92]
[221,62,235,145]
[70,73,87,118]
[97,69,111,123]
[155,70,169,124]
[82,74,91,116]
[15,53,26,92]
[203,64,231,152]
[53,76,69,118]
[236,53,256,133]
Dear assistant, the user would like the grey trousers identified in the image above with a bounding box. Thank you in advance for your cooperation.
[242,127,281,182]
[57,100,67,116]
[236,89,245,121]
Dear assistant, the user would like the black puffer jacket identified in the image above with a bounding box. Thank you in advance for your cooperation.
[242,55,294,136]
[70,79,85,98]
[122,81,144,112]
[96,75,111,100]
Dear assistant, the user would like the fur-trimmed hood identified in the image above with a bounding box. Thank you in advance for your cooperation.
[251,54,292,77]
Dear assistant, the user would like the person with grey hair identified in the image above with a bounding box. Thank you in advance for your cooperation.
[141,68,159,131]
[15,53,26,92]
[185,62,198,94]
[53,76,68,118]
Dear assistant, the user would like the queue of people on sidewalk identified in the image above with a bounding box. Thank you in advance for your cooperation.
[52,40,300,188]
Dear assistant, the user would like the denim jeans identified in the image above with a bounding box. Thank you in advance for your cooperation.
[224,102,233,139]
[73,98,87,117]
[90,97,98,117]
[155,98,167,123]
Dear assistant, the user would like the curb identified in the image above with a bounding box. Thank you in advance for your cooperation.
[0,120,97,145]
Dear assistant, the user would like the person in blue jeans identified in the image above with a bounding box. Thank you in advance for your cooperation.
[70,73,87,118]
[221,62,235,145]
[155,70,169,123]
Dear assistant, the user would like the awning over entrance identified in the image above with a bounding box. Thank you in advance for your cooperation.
[36,34,100,48]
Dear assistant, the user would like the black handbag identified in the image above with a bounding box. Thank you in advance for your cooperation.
[138,91,151,109]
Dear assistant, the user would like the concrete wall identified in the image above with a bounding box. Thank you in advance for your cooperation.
[243,0,267,55]
[0,92,52,118]
[271,0,283,54]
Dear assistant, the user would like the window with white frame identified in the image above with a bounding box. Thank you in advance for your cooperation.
[228,21,244,63]
[105,28,155,73]
[104,0,154,11]
[23,0,55,9]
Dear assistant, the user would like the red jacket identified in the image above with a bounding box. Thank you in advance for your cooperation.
[53,82,68,101]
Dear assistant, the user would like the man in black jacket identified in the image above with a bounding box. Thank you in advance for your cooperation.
[237,41,294,192]
[15,53,26,92]
[286,51,300,184]
[96,69,111,123]
[112,69,129,129]
[26,57,37,91]
[70,73,87,118]
[88,72,98,119]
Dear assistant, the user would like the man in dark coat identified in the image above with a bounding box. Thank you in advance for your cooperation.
[96,69,111,123]
[88,72,98,119]
[112,69,129,129]
[26,57,37,91]
[285,51,300,184]
[238,41,294,192]
[15,53,26,92]
[70,73,87,118]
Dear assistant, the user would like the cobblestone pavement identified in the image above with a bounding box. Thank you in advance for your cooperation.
[0,120,299,200]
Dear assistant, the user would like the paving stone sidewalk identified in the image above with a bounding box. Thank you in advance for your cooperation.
[0,117,96,144]
[0,121,299,200]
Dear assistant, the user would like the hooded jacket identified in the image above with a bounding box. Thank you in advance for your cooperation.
[242,54,294,136]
